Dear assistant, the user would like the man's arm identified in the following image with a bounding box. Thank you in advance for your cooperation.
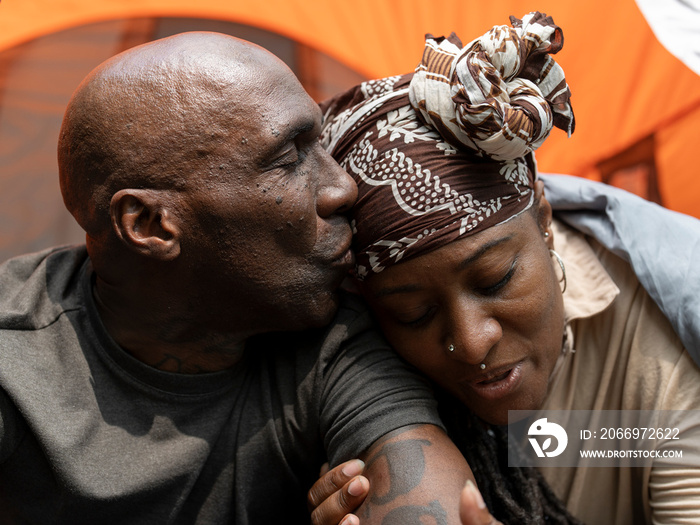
[308,427,501,525]
[310,424,503,525]
[314,295,497,523]
[353,424,470,524]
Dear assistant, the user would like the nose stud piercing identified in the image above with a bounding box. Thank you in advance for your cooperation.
[448,344,486,370]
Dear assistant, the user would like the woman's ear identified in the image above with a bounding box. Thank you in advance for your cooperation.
[110,189,181,260]
[534,180,554,248]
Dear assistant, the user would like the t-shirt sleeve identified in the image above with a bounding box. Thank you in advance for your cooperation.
[647,348,700,524]
[317,296,444,467]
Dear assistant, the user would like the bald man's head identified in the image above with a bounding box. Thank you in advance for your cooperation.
[56,30,357,334]
[57,32,289,237]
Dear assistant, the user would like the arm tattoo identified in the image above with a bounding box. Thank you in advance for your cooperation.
[366,438,431,505]
[381,500,447,525]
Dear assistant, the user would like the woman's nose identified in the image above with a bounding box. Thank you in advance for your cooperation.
[446,301,502,365]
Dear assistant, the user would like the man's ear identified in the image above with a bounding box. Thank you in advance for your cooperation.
[110,189,181,260]
[533,179,554,248]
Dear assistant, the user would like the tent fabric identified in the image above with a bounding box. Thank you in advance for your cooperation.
[0,17,365,262]
[0,0,698,263]
[636,0,700,77]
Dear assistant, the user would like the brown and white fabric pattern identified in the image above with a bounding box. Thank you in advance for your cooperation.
[320,13,574,279]
[411,11,575,161]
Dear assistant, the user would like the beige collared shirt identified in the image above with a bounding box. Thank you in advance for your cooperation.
[537,219,700,525]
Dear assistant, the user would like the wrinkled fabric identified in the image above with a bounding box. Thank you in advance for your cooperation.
[542,173,700,363]
[320,12,574,279]
[540,218,700,525]
[321,75,535,278]
[410,12,574,161]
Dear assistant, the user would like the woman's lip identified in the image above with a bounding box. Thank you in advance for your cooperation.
[473,361,519,384]
[479,369,511,385]
[464,362,524,401]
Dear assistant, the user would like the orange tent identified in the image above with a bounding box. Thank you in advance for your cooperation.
[1,0,699,262]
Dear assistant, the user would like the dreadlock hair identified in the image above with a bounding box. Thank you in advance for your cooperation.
[436,390,585,525]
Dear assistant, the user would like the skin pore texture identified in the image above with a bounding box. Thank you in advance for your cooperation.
[56,33,476,525]
[360,182,566,426]
[57,32,357,373]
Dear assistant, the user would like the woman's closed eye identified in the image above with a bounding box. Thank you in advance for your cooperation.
[395,305,437,328]
[479,259,517,296]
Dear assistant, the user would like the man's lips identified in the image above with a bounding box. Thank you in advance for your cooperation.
[333,246,355,267]
[329,233,355,269]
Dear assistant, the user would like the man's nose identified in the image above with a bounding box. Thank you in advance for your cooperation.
[315,147,358,217]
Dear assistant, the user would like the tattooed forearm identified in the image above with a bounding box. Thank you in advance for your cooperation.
[365,438,431,505]
[381,500,447,525]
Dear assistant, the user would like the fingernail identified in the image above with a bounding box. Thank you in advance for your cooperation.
[348,478,364,496]
[465,479,486,510]
[342,459,364,477]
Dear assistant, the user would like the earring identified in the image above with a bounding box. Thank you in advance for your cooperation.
[549,249,567,293]
[544,231,550,239]
[448,344,455,353]
[480,363,486,370]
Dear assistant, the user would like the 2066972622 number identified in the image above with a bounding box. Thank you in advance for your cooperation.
[599,427,681,440]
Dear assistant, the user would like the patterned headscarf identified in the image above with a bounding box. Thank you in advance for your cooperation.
[320,12,574,279]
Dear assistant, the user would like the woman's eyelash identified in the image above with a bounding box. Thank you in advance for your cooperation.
[482,260,517,294]
[396,259,517,327]
[404,307,436,328]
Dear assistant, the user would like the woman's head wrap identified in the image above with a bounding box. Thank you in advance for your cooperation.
[320,12,574,279]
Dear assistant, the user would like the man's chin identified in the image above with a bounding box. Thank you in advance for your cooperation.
[295,291,340,330]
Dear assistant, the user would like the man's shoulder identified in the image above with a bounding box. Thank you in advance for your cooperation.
[0,245,89,331]
[310,289,384,356]
[251,289,387,380]
[332,289,374,328]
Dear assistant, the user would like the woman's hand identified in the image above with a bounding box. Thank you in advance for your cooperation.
[307,459,369,525]
[460,480,503,525]
[308,459,504,525]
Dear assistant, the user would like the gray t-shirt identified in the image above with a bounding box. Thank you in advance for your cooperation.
[0,246,441,524]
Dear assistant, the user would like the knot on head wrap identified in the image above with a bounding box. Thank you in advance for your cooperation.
[410,11,575,161]
[320,13,574,279]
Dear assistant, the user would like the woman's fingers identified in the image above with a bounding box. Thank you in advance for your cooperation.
[459,480,502,525]
[308,459,369,525]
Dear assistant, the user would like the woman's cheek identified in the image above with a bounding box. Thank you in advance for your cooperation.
[392,332,444,374]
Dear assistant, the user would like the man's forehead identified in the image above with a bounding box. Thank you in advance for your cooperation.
[97,32,286,93]
[223,67,319,144]
[134,34,316,124]
[101,32,320,159]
